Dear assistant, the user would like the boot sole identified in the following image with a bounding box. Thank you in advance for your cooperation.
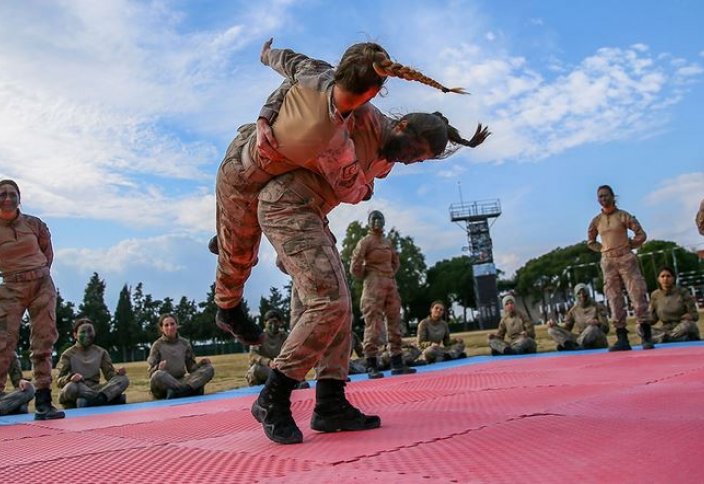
[310,415,382,433]
[390,369,417,375]
[34,412,65,421]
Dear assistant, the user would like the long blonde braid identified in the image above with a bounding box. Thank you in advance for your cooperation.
[372,55,468,94]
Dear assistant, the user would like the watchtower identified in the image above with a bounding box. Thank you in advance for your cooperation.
[449,199,502,329]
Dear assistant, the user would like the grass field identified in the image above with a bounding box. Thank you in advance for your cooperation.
[18,313,704,411]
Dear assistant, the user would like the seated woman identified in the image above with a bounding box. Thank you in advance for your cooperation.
[489,295,537,355]
[148,314,214,400]
[546,283,609,351]
[56,318,129,408]
[646,266,700,343]
[0,353,34,415]
[417,301,466,363]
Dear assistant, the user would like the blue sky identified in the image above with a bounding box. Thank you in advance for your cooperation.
[1,0,702,312]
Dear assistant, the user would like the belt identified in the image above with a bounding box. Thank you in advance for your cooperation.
[367,270,396,278]
[1,266,50,283]
[602,247,633,258]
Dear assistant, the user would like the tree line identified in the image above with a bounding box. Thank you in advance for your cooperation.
[16,225,703,364]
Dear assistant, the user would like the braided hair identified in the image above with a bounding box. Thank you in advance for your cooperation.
[400,112,491,159]
[334,42,467,95]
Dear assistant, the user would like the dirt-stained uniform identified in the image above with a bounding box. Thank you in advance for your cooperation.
[587,208,649,328]
[647,286,700,343]
[0,352,34,415]
[697,199,704,236]
[215,47,375,310]
[416,317,466,363]
[490,310,537,355]
[56,343,129,408]
[350,232,403,359]
[548,284,609,350]
[246,329,289,386]
[0,211,57,392]
[147,335,214,399]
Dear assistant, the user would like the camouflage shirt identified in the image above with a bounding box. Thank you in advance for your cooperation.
[496,311,536,343]
[350,233,400,280]
[0,211,52,275]
[587,208,646,254]
[147,335,199,380]
[248,331,288,367]
[417,318,452,349]
[56,344,117,390]
[649,287,699,330]
[563,300,609,334]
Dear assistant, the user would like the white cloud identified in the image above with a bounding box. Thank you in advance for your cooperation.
[644,172,704,246]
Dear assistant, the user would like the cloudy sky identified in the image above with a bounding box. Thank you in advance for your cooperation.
[1,0,702,312]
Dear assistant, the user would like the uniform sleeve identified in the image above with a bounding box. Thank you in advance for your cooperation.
[625,212,647,248]
[350,238,367,280]
[596,303,610,333]
[495,319,507,341]
[683,289,700,322]
[417,319,431,348]
[146,341,161,377]
[55,350,73,388]
[248,345,269,367]
[391,245,400,275]
[185,342,198,374]
[522,314,536,339]
[100,348,117,381]
[563,307,576,332]
[261,47,332,83]
[587,215,602,253]
[258,79,293,124]
[649,292,660,324]
[441,322,452,347]
[8,353,24,388]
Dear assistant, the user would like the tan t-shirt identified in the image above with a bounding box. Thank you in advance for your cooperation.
[350,233,400,279]
[587,208,646,254]
[0,212,52,275]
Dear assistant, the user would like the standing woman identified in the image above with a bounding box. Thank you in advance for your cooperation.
[587,185,653,351]
[0,180,64,420]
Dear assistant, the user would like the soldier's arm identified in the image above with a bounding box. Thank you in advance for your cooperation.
[523,316,536,339]
[625,213,647,248]
[248,345,269,367]
[648,293,660,325]
[596,303,610,333]
[495,320,507,341]
[146,343,160,377]
[417,321,431,348]
[184,342,199,373]
[391,246,400,275]
[258,79,293,125]
[261,40,333,84]
[586,216,602,253]
[563,308,576,332]
[349,238,367,280]
[101,348,117,381]
[683,289,700,322]
[8,354,23,389]
[55,351,73,388]
[442,323,452,347]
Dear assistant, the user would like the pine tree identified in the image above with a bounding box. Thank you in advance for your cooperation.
[78,272,112,347]
[55,289,76,354]
[113,284,138,362]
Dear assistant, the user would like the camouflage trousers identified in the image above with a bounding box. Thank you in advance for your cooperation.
[0,383,35,416]
[0,276,57,390]
[489,336,537,355]
[214,124,273,309]
[422,341,466,363]
[600,252,649,328]
[259,173,351,382]
[380,344,422,368]
[150,364,214,400]
[361,275,403,358]
[246,363,272,386]
[548,325,608,349]
[638,321,700,344]
[59,375,130,408]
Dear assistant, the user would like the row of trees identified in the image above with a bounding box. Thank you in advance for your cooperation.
[16,224,703,363]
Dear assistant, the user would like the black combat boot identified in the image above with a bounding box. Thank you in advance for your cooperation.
[251,369,302,444]
[215,303,264,345]
[34,388,65,420]
[608,327,632,352]
[503,346,516,355]
[310,379,381,432]
[390,354,417,375]
[365,357,384,379]
[640,323,655,350]
[558,340,580,351]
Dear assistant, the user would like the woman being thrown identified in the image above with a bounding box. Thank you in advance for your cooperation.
[213,39,475,345]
